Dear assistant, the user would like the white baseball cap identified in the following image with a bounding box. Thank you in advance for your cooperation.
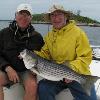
[16,3,32,15]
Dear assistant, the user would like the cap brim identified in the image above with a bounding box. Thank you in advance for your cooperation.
[42,10,71,22]
[17,10,32,15]
[49,10,70,14]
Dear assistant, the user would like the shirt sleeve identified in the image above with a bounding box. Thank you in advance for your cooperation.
[69,30,92,75]
[35,35,51,60]
[0,30,10,71]
[27,31,44,51]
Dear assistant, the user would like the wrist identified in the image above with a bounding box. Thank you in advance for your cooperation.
[5,66,12,72]
[1,64,11,72]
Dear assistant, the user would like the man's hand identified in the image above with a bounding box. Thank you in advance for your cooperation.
[5,66,20,83]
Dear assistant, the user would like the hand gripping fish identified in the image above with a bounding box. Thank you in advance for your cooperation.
[20,49,99,94]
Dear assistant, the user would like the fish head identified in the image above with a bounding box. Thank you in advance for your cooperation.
[20,49,37,69]
[20,49,28,58]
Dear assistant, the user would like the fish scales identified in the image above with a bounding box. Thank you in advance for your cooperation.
[36,56,86,83]
[20,49,99,83]
[20,49,100,95]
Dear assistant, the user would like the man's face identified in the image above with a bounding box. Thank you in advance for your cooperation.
[50,11,66,29]
[15,10,32,29]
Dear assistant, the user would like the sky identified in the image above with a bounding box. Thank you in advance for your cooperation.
[0,0,100,21]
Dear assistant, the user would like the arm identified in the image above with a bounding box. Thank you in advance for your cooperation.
[35,34,51,60]
[0,30,10,71]
[69,30,92,75]
[0,29,19,83]
[27,31,44,51]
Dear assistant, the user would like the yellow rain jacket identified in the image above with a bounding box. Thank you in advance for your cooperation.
[36,21,92,75]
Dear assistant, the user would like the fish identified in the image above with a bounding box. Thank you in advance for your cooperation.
[20,49,100,95]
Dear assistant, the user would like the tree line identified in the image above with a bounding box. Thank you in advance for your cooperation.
[32,13,100,24]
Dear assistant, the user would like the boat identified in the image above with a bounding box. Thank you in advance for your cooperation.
[88,23,100,27]
[4,45,100,100]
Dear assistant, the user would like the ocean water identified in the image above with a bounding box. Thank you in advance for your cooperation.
[0,21,100,46]
[0,21,50,36]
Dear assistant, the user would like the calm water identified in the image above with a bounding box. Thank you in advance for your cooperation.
[0,21,100,46]
[0,21,50,36]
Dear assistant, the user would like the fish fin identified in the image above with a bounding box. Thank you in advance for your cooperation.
[30,65,40,75]
[34,65,39,73]
[82,75,99,95]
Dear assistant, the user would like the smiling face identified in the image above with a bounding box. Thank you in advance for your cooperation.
[15,10,32,29]
[50,10,67,29]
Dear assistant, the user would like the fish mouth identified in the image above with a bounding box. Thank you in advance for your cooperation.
[20,49,27,58]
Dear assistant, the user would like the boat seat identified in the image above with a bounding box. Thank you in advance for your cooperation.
[4,76,73,100]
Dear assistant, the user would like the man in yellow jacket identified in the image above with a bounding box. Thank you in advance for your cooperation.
[37,5,94,100]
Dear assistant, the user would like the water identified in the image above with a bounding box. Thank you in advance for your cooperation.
[80,26,100,46]
[0,21,100,46]
[0,21,50,36]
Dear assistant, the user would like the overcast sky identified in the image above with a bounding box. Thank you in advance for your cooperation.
[0,0,100,21]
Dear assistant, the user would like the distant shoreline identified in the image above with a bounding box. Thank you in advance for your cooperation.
[0,20,12,21]
[0,20,100,27]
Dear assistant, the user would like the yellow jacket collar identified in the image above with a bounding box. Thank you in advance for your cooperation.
[52,20,76,33]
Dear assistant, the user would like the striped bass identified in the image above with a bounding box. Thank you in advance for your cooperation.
[20,49,99,94]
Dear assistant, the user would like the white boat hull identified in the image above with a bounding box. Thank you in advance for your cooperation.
[4,60,100,100]
[4,83,73,100]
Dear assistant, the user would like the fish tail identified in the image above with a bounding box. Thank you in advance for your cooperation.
[82,75,99,96]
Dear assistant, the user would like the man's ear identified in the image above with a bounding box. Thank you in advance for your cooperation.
[30,15,32,20]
